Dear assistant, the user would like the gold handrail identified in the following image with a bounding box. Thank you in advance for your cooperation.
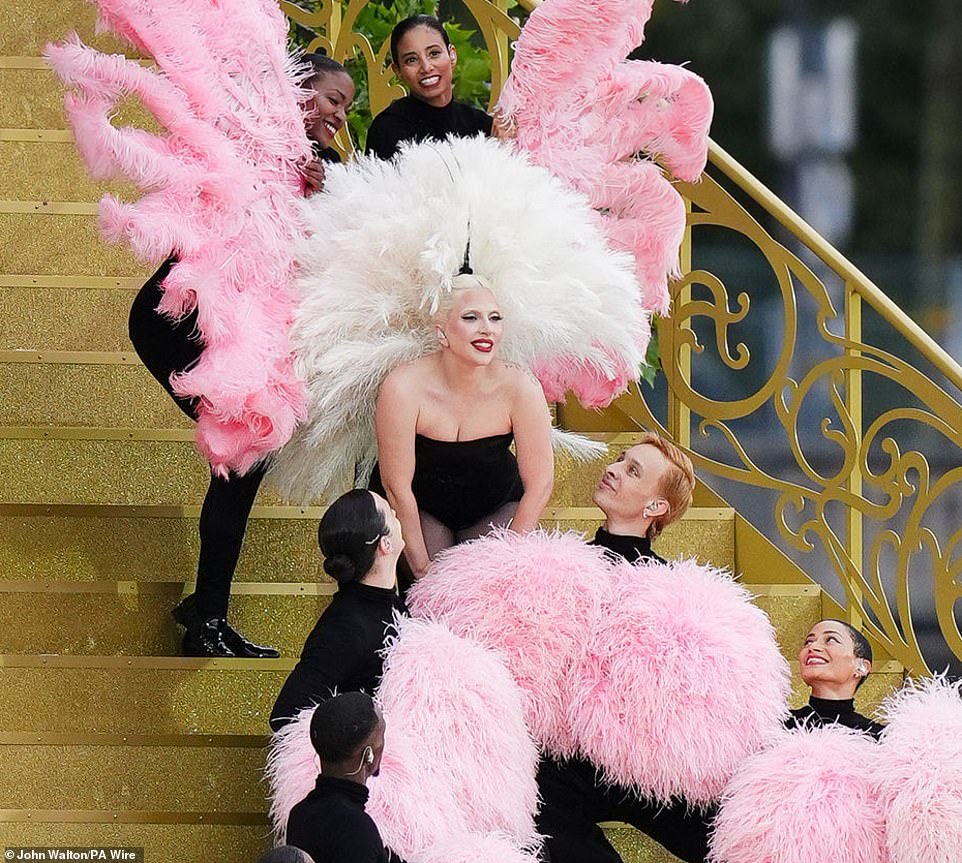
[705,140,962,395]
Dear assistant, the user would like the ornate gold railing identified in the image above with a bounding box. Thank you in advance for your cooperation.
[624,141,962,676]
[283,1,961,675]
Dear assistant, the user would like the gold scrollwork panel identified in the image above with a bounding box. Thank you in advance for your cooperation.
[629,168,962,675]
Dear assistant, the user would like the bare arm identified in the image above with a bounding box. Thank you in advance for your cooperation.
[374,370,432,578]
[509,371,554,532]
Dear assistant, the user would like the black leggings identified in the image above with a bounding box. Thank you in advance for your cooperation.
[128,259,265,620]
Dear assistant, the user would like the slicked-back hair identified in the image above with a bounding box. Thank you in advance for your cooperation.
[823,618,873,691]
[318,489,388,584]
[634,432,695,540]
[303,52,347,85]
[390,14,450,65]
[309,692,380,763]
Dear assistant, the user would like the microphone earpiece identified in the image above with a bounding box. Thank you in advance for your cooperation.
[364,745,374,765]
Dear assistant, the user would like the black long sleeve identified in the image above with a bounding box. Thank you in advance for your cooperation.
[366,95,492,160]
[269,582,405,731]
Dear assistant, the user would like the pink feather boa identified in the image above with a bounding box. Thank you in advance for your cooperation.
[569,557,790,804]
[265,615,540,861]
[407,530,613,757]
[874,675,962,863]
[709,726,888,863]
[409,530,790,803]
[499,0,713,320]
[45,0,311,475]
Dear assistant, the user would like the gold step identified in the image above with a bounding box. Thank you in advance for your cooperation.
[0,432,637,507]
[1,138,141,203]
[0,283,138,353]
[0,504,328,584]
[1,4,134,56]
[0,502,734,583]
[0,656,291,735]
[0,736,267,812]
[0,582,330,656]
[0,363,190,427]
[0,211,142,276]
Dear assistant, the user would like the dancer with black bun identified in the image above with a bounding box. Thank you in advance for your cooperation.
[269,490,406,731]
[127,55,354,658]
[366,14,496,160]
[789,618,885,739]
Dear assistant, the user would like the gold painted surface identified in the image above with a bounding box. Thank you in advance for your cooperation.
[752,593,821,660]
[0,70,158,135]
[0,591,328,656]
[1,140,141,203]
[654,512,734,569]
[0,438,212,504]
[0,1,135,55]
[606,827,681,863]
[0,744,268,811]
[0,667,285,734]
[0,365,191,427]
[0,514,325,583]
[0,286,133,352]
[618,141,962,674]
[0,824,266,862]
[0,213,144,277]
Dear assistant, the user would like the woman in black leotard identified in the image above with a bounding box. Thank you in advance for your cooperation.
[366,15,499,161]
[788,618,885,739]
[372,276,554,581]
[128,55,355,657]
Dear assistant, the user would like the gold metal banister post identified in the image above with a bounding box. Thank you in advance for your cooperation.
[661,197,693,448]
[844,281,864,630]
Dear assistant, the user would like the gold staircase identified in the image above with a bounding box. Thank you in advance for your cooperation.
[0,1,912,860]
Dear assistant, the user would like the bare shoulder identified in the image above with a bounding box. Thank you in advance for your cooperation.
[381,355,434,395]
[500,363,547,403]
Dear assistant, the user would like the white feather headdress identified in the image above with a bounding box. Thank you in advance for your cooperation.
[269,135,648,503]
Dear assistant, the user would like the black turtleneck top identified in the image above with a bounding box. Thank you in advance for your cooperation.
[589,526,666,565]
[287,776,389,863]
[787,695,885,740]
[269,581,407,731]
[366,95,493,161]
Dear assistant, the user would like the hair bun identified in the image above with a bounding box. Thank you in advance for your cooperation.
[324,553,357,582]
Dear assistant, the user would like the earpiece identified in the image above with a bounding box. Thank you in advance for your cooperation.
[345,745,375,776]
[436,327,448,345]
[857,661,869,676]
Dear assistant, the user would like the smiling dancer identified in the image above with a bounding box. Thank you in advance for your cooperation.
[366,15,495,160]
[127,53,354,657]
[789,619,885,739]
[370,274,554,581]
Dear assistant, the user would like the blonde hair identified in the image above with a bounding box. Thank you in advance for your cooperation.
[638,431,695,539]
[433,273,498,323]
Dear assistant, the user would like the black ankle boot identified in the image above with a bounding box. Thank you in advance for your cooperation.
[171,593,199,630]
[182,617,237,657]
[220,623,280,659]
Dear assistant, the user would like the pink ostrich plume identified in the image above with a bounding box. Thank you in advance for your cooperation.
[568,557,790,805]
[407,529,614,758]
[498,0,713,318]
[874,675,962,863]
[44,0,313,475]
[265,616,541,862]
[709,726,888,863]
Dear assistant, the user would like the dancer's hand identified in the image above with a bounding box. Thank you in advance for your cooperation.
[301,158,326,195]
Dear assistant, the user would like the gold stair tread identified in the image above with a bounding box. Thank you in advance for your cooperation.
[0,4,139,55]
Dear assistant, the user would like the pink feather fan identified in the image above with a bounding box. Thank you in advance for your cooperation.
[44,0,312,475]
[568,557,790,805]
[265,615,540,861]
[498,0,713,318]
[406,529,613,757]
[709,726,888,863]
[874,675,962,863]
